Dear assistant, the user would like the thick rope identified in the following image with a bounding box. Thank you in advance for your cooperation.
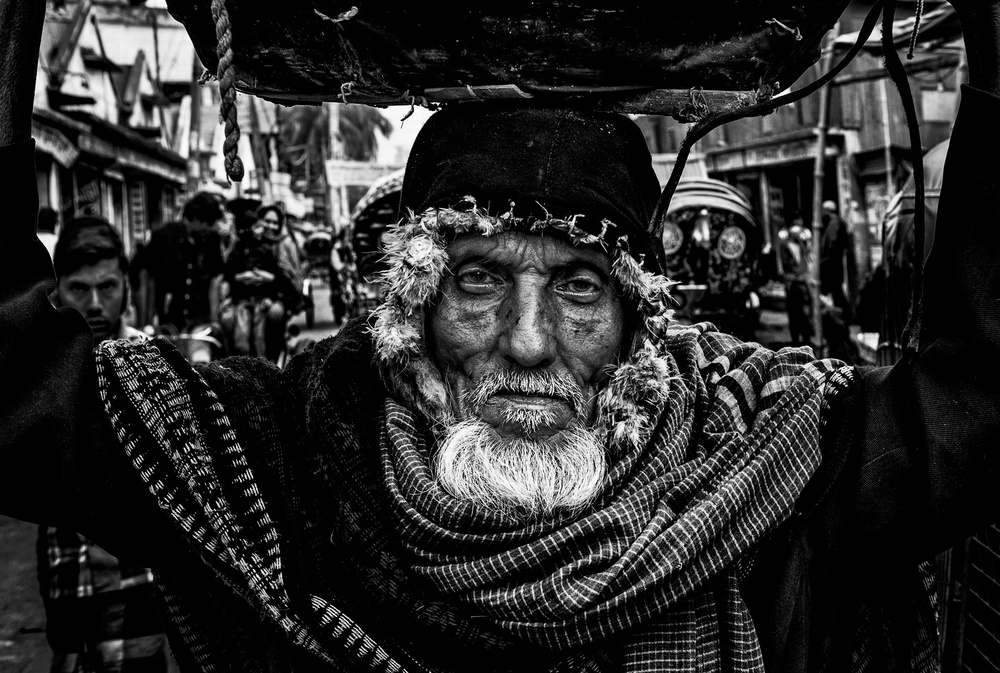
[649,1,886,241]
[882,0,926,351]
[211,0,244,183]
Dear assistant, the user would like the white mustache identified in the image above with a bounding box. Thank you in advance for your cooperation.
[468,368,586,417]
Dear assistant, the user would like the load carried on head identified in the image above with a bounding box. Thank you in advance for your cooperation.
[167,0,851,113]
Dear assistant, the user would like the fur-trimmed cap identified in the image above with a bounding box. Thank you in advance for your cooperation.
[400,104,664,270]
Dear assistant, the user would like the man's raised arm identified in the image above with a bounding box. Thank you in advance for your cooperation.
[841,0,1000,562]
[0,0,160,559]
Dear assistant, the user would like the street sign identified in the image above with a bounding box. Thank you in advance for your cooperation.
[324,160,401,187]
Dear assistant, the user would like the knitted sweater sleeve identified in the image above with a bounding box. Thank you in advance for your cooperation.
[0,141,163,562]
[822,85,1000,566]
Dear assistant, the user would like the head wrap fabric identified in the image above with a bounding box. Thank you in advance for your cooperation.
[400,103,664,270]
[372,104,678,453]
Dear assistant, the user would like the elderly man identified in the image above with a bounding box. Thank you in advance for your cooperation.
[2,0,1000,672]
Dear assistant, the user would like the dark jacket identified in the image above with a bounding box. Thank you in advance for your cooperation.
[137,217,225,329]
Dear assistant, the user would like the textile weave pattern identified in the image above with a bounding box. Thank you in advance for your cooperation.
[382,323,849,672]
[94,338,406,673]
[90,322,869,673]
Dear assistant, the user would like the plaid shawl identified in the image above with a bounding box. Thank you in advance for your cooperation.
[93,323,872,672]
[382,324,847,672]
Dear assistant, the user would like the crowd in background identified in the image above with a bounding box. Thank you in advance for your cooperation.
[41,191,356,370]
[31,194,355,673]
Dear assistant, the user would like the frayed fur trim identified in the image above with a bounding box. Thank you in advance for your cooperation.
[369,198,680,453]
[594,340,675,456]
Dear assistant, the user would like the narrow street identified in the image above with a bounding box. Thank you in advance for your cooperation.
[0,516,48,673]
[291,281,341,344]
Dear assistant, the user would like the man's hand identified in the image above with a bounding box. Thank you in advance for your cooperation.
[948,0,1000,95]
[0,0,46,146]
[235,270,276,286]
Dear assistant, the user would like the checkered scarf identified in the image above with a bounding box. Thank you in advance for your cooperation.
[382,323,847,672]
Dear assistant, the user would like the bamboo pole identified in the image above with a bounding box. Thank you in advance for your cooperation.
[810,23,840,354]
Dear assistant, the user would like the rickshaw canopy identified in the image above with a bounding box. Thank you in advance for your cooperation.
[665,178,756,228]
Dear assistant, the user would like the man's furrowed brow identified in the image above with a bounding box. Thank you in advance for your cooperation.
[552,259,612,280]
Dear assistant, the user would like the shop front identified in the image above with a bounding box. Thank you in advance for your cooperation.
[32,109,186,258]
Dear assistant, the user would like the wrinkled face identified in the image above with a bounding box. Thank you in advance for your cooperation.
[430,231,624,437]
[57,257,125,342]
[427,231,624,518]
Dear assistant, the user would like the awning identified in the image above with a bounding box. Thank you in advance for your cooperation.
[703,130,840,173]
[31,121,79,168]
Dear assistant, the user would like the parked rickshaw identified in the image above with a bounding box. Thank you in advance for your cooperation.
[661,178,763,340]
[345,169,405,318]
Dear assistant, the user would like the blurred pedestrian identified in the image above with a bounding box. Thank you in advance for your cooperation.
[41,217,174,673]
[258,205,304,306]
[820,200,852,320]
[779,213,814,345]
[134,192,226,332]
[219,212,300,361]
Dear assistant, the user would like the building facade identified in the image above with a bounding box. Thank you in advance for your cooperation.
[32,0,191,257]
[636,0,962,287]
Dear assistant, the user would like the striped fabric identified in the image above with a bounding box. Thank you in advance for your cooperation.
[95,339,406,673]
[92,325,863,673]
[382,324,849,672]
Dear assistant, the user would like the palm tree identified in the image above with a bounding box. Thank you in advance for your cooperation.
[276,103,393,195]
[340,105,394,161]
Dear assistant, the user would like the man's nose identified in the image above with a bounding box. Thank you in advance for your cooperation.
[500,284,556,368]
[85,289,102,314]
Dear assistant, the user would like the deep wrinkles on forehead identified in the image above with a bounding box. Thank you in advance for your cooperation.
[446,232,611,275]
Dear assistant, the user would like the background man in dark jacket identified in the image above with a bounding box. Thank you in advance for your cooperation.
[133,192,226,332]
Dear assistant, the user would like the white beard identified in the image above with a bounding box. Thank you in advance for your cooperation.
[433,418,606,522]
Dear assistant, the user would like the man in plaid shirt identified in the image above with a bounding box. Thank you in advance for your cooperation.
[38,219,173,673]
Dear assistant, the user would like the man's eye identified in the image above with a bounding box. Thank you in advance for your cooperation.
[456,268,501,294]
[557,275,603,300]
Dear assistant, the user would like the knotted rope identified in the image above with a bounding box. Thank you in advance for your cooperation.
[211,0,244,182]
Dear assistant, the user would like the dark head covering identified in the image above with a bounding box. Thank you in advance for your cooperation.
[400,104,663,269]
